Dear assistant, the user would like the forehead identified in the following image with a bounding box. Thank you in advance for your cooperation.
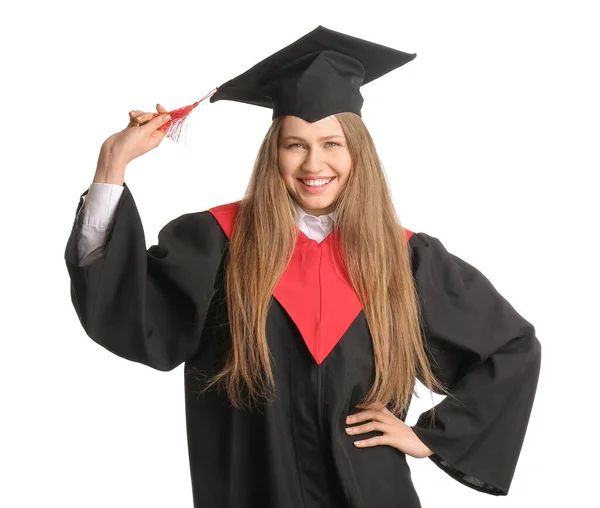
[280,115,344,137]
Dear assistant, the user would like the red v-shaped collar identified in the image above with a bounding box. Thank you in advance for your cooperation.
[208,202,414,364]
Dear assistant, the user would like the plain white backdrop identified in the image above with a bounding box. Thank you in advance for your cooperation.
[1,0,598,506]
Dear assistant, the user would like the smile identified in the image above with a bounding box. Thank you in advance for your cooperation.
[297,177,336,194]
[298,177,335,187]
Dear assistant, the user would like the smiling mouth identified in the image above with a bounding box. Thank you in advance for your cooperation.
[297,177,336,187]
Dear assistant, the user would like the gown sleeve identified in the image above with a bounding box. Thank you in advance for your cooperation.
[408,232,541,496]
[64,182,228,371]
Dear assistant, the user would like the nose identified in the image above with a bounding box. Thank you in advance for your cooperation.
[302,146,324,173]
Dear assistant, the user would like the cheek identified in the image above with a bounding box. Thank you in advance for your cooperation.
[278,152,297,173]
[335,152,352,180]
[278,158,298,192]
[278,155,291,179]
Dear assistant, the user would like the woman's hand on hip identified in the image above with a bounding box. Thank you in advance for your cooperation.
[345,402,434,459]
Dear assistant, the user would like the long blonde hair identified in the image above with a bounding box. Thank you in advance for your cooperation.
[202,112,448,415]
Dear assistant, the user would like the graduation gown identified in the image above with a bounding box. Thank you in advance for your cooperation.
[64,183,541,508]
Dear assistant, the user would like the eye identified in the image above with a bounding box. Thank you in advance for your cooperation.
[285,141,341,149]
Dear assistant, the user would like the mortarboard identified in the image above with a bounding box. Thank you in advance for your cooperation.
[155,25,416,140]
[209,25,416,123]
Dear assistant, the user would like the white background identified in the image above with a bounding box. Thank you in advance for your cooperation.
[1,0,598,506]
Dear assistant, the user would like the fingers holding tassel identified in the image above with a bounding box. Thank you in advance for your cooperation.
[127,88,217,143]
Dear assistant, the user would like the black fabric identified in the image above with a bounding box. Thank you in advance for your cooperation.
[408,233,542,496]
[64,185,227,371]
[64,184,541,507]
[209,25,417,122]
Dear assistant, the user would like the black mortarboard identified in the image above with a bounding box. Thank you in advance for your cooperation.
[209,25,417,123]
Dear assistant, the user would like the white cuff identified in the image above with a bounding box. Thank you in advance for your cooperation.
[80,183,125,227]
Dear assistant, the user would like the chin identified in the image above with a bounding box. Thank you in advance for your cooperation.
[298,197,336,213]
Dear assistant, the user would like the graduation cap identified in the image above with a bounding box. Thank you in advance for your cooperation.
[155,25,416,141]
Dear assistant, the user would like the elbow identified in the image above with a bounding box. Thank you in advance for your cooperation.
[524,324,542,368]
[516,325,542,384]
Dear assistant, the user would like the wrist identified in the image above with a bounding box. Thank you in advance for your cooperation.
[95,150,126,185]
[409,426,434,458]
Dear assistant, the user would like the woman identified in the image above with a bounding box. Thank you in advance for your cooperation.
[65,26,541,508]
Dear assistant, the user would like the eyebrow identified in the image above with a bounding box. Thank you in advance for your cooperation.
[282,134,345,142]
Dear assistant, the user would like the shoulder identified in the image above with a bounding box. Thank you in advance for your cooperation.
[404,228,437,252]
[403,227,445,248]
[406,230,496,298]
[405,229,451,253]
[157,202,240,250]
[165,200,241,242]
[404,229,463,275]
[204,200,241,240]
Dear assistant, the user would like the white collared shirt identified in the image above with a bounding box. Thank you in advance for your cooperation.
[76,184,336,266]
[292,200,335,244]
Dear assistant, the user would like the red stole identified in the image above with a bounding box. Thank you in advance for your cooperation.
[208,202,413,364]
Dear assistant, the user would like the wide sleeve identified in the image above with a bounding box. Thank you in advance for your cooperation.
[64,182,228,371]
[408,232,541,496]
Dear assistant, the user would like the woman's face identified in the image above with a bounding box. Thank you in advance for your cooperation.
[278,115,352,216]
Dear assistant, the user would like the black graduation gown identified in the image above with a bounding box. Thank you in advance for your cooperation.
[64,183,541,508]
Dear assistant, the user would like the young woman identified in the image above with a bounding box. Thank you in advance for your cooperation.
[65,26,541,508]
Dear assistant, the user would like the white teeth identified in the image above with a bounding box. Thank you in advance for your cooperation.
[301,178,333,187]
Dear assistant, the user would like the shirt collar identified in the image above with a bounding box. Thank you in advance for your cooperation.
[293,200,336,227]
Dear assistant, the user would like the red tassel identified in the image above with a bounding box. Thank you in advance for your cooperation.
[151,88,217,143]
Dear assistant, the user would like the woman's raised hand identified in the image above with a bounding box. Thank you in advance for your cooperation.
[100,103,171,167]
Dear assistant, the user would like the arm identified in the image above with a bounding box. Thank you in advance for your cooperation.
[409,232,542,496]
[65,183,228,371]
